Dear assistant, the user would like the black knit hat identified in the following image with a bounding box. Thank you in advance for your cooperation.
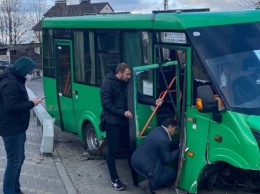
[12,57,36,77]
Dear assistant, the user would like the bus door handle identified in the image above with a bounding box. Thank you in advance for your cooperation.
[73,90,78,95]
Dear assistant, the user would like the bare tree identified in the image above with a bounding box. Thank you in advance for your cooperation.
[0,0,85,45]
[0,0,29,44]
[0,15,8,44]
[27,0,49,43]
[235,0,260,9]
[12,11,30,44]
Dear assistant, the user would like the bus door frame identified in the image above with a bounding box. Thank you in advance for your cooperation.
[128,61,178,185]
[54,39,77,133]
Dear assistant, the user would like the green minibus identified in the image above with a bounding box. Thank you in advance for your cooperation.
[42,9,260,193]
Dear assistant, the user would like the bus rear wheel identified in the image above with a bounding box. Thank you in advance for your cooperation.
[84,123,99,150]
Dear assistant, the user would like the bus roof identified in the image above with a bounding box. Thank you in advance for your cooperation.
[42,9,260,30]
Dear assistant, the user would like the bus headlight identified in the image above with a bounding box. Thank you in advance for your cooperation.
[251,129,260,146]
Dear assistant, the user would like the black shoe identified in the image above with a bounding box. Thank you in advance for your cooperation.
[138,179,155,194]
[112,179,127,191]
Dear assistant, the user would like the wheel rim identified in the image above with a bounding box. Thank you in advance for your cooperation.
[86,126,98,149]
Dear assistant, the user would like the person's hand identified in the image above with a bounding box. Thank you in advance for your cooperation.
[155,98,164,106]
[32,97,42,106]
[124,111,133,119]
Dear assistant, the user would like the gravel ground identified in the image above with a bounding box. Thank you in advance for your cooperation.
[53,127,252,194]
[53,127,149,194]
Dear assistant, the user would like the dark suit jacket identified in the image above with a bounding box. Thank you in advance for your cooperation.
[131,126,178,185]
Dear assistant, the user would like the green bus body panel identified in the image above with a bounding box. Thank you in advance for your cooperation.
[43,77,61,127]
[42,14,153,29]
[208,111,260,169]
[153,10,260,29]
[59,96,77,133]
[179,108,209,193]
[78,111,100,139]
[42,10,260,31]
[43,79,104,141]
[179,108,260,193]
[247,115,260,130]
[72,83,104,140]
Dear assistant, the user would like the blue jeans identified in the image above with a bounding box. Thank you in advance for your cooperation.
[2,132,26,194]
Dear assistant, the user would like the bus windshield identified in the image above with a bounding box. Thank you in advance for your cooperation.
[187,22,260,115]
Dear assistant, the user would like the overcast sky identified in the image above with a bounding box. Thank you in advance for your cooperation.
[91,0,241,13]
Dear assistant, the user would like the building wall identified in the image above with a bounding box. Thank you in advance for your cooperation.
[100,5,114,13]
[0,51,10,61]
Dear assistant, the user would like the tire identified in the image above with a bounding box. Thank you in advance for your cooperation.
[84,123,99,150]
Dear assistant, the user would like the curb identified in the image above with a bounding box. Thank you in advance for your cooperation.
[52,148,78,194]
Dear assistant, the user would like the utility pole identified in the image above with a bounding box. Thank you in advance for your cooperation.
[164,0,168,10]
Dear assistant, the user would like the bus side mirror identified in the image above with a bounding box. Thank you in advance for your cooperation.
[196,85,222,123]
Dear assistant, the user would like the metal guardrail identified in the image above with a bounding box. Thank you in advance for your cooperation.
[26,87,54,155]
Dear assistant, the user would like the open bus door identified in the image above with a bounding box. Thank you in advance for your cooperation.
[55,40,77,133]
[128,60,183,186]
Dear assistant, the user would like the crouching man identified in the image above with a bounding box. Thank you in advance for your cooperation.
[131,118,179,194]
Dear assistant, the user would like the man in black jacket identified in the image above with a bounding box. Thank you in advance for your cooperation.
[131,118,179,194]
[0,57,42,194]
[100,63,163,191]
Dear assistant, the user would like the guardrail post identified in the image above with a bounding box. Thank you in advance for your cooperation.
[32,110,36,117]
[37,117,41,126]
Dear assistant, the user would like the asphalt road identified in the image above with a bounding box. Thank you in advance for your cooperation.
[27,78,254,194]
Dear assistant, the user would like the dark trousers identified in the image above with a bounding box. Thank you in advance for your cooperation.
[105,123,130,182]
[150,165,176,190]
[2,132,26,194]
[133,164,176,190]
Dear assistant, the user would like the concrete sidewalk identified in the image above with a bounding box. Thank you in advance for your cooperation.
[0,113,76,194]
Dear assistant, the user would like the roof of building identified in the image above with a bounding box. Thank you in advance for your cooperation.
[32,1,113,31]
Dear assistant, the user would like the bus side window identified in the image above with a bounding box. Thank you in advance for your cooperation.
[74,30,96,85]
[98,53,120,83]
[43,29,55,77]
[96,31,121,86]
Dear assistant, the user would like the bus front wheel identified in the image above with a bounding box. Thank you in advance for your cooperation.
[84,123,99,150]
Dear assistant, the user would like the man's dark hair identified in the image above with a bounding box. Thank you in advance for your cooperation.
[162,118,177,128]
[116,63,131,74]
